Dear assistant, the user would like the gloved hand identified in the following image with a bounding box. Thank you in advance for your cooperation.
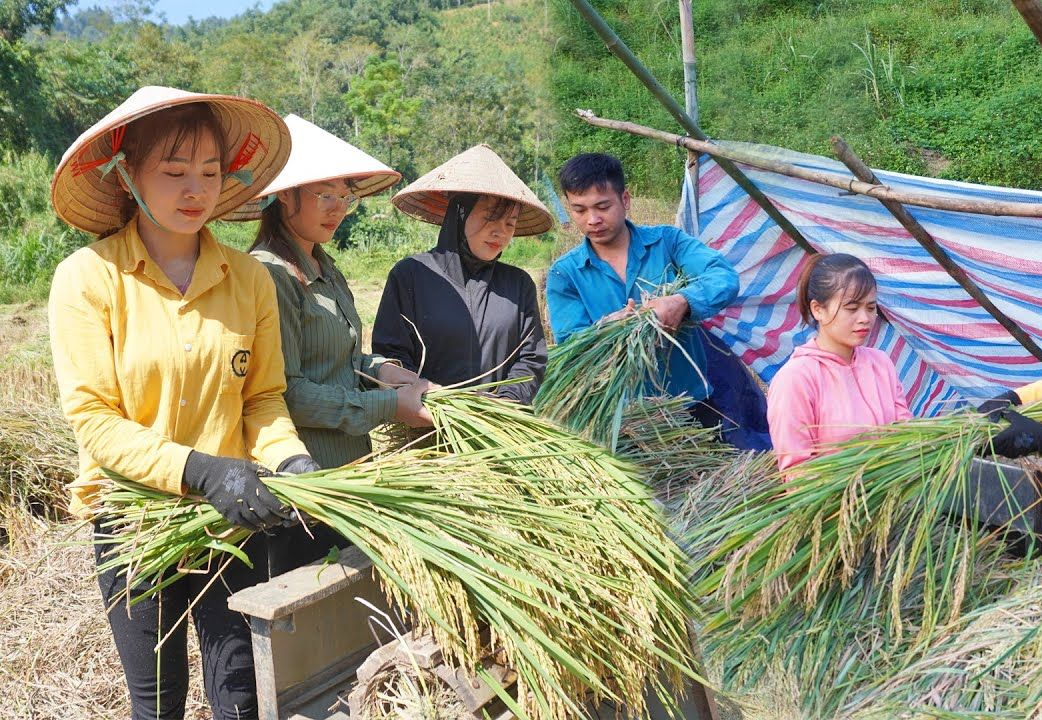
[977,389,1022,422]
[988,410,1042,459]
[277,454,321,474]
[182,450,292,531]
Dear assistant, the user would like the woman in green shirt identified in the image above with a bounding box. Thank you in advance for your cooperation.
[233,115,433,572]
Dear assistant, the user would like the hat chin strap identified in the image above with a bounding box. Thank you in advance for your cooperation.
[226,169,254,187]
[98,154,255,231]
[100,151,164,230]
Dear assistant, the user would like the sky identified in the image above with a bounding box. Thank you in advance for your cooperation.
[66,0,280,26]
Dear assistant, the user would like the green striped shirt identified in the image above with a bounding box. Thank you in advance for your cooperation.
[252,233,396,468]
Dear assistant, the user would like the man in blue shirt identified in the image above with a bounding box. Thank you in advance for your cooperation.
[546,152,744,434]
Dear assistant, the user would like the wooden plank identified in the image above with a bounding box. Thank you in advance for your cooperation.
[228,545,375,620]
[279,644,374,715]
[265,575,393,694]
[685,627,721,720]
[249,619,281,720]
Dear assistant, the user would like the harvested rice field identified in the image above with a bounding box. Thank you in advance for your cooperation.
[0,522,212,719]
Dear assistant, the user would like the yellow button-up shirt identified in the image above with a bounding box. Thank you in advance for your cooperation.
[49,219,307,518]
[1019,379,1042,405]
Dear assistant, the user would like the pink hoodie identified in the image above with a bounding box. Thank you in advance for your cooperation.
[767,338,912,473]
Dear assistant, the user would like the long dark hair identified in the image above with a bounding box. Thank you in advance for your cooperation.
[101,102,227,238]
[248,190,309,284]
[796,253,876,326]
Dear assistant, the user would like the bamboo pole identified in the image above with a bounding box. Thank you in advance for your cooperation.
[678,0,700,231]
[566,0,817,254]
[1012,0,1042,46]
[830,136,1042,363]
[678,0,698,126]
[577,110,1042,219]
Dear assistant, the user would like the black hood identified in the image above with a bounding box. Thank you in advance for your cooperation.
[432,193,499,284]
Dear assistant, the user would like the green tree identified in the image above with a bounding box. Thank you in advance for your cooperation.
[344,57,422,167]
[0,0,71,41]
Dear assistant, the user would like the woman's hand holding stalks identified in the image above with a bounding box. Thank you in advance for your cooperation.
[395,379,434,427]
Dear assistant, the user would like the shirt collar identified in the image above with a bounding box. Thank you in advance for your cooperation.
[277,225,325,284]
[579,219,645,267]
[119,218,230,296]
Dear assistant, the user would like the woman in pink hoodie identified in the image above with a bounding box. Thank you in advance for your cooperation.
[768,253,911,474]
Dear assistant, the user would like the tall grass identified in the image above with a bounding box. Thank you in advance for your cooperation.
[553,0,1041,190]
[0,152,90,304]
[0,399,77,544]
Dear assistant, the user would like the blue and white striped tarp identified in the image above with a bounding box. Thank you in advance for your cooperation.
[677,141,1042,416]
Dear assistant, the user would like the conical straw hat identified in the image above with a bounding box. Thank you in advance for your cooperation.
[226,114,402,221]
[392,144,553,236]
[51,85,291,235]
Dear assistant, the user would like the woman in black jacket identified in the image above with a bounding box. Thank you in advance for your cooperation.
[372,144,553,403]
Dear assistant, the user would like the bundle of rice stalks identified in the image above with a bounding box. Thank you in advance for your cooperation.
[847,561,1042,719]
[0,399,77,540]
[666,449,777,560]
[94,439,700,720]
[533,279,700,450]
[687,407,1042,717]
[614,396,736,493]
[692,409,1031,633]
[705,521,1016,718]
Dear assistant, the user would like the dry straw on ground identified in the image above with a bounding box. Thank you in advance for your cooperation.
[0,400,77,542]
[0,522,210,719]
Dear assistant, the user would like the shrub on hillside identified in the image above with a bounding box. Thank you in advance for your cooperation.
[0,152,89,303]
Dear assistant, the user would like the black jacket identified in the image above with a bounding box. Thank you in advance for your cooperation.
[372,196,546,403]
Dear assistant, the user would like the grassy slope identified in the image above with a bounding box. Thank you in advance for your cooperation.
[697,0,1042,183]
[552,0,1042,196]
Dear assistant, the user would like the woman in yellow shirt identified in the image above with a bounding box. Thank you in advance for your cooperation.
[48,86,316,720]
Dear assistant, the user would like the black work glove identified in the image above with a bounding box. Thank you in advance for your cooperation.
[987,410,1042,459]
[277,454,321,475]
[182,451,292,531]
[977,389,1022,422]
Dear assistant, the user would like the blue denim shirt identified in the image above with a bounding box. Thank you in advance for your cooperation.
[545,221,739,401]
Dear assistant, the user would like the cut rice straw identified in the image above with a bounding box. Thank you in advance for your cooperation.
[687,404,1042,717]
[94,390,703,720]
[534,277,706,451]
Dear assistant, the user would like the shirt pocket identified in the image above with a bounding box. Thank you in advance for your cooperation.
[220,332,256,395]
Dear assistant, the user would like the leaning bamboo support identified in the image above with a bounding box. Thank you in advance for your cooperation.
[678,0,701,229]
[577,110,1042,219]
[830,135,1042,363]
[1013,0,1042,47]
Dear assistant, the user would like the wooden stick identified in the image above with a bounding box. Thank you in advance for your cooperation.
[1013,0,1042,46]
[831,135,1042,363]
[577,110,1042,219]
[566,0,817,255]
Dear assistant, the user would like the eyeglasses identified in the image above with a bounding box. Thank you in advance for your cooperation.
[301,187,360,215]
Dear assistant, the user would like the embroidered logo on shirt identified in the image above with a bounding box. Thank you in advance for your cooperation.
[231,349,251,378]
